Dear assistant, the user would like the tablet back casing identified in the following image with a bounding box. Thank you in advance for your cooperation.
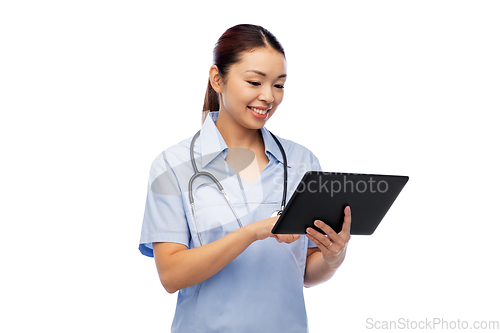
[271,172,409,235]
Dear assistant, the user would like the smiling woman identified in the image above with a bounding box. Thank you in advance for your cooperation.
[202,24,286,124]
[211,48,286,128]
[138,24,351,333]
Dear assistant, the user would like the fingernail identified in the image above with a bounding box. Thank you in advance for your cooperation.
[306,228,312,233]
[314,220,321,226]
[347,206,351,213]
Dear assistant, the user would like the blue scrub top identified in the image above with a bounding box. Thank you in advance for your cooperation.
[139,111,322,333]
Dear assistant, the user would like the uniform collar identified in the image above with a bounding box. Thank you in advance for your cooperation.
[199,111,289,169]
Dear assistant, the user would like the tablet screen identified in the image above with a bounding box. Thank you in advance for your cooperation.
[271,172,408,235]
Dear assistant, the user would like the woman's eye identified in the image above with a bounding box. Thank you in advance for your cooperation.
[274,85,285,89]
[247,81,260,86]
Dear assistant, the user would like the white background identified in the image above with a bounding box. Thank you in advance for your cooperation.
[1,1,499,332]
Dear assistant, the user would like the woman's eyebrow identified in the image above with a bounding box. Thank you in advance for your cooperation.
[245,69,287,79]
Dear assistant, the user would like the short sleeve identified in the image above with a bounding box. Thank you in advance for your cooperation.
[310,151,322,173]
[138,153,190,257]
[308,151,322,248]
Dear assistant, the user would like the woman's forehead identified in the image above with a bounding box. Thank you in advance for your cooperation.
[233,48,287,77]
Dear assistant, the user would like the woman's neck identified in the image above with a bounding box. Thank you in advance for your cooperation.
[215,110,263,151]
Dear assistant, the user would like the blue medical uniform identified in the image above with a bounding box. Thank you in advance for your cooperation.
[139,111,322,333]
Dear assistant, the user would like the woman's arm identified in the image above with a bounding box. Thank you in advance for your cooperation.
[153,216,300,293]
[303,246,347,287]
[303,206,351,288]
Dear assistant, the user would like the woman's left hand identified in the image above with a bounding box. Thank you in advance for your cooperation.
[306,206,351,269]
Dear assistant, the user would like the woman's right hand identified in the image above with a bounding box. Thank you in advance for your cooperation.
[247,216,301,244]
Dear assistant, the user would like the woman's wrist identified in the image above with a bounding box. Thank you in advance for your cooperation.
[241,224,259,243]
[324,250,346,270]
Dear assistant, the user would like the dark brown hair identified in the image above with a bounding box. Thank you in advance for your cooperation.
[202,24,285,124]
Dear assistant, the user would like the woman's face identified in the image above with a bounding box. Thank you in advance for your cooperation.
[216,47,287,129]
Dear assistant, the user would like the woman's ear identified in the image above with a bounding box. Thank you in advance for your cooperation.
[209,65,223,93]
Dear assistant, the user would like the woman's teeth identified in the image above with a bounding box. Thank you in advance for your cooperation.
[249,106,269,115]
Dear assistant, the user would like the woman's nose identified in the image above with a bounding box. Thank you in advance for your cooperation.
[258,86,274,104]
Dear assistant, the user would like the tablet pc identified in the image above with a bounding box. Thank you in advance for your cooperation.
[271,171,409,235]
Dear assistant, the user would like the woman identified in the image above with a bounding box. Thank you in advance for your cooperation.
[139,24,351,332]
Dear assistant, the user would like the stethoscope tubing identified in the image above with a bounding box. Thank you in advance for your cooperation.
[188,129,287,245]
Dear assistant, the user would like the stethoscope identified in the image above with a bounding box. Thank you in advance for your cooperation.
[189,129,288,246]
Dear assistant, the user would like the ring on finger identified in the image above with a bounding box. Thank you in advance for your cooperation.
[327,241,333,248]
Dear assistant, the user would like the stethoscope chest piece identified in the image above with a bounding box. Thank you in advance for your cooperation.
[270,210,282,218]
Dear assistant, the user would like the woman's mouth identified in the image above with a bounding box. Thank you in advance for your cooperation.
[248,106,270,115]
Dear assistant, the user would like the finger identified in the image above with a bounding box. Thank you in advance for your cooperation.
[306,227,345,254]
[281,235,291,243]
[276,234,292,243]
[307,232,345,256]
[341,206,352,236]
[313,220,342,245]
[285,234,300,244]
[283,234,300,244]
[305,232,332,253]
[305,232,324,249]
[275,234,299,244]
[306,227,334,248]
